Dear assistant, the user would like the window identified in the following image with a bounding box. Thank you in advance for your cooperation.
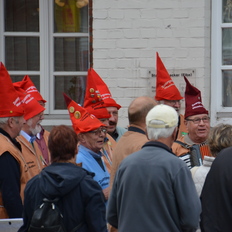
[0,0,90,124]
[211,0,232,124]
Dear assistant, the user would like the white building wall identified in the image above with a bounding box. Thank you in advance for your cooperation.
[93,0,211,128]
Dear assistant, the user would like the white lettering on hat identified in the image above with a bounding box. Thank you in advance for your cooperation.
[192,101,203,109]
[26,86,38,93]
[162,80,175,89]
[13,97,22,107]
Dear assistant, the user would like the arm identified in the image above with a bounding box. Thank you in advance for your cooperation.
[106,173,118,229]
[174,166,201,232]
[0,152,23,218]
[81,175,108,232]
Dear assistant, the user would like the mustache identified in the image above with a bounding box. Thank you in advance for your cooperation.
[109,121,116,126]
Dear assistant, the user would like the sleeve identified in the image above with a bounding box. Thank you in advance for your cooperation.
[106,171,118,229]
[80,175,108,232]
[0,152,23,218]
[173,165,201,232]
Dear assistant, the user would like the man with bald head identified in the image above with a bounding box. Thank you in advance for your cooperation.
[110,96,157,189]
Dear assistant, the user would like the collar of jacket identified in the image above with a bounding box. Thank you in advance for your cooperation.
[128,126,146,135]
[142,140,175,156]
[0,128,22,151]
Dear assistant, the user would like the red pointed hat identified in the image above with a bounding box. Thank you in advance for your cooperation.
[0,62,24,117]
[14,86,45,120]
[184,76,208,118]
[91,68,121,109]
[13,75,46,103]
[63,93,105,134]
[155,52,183,101]
[83,69,110,119]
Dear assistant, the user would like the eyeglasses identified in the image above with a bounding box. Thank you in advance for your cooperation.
[186,116,210,124]
[88,128,107,136]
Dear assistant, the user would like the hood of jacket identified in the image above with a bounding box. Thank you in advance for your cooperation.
[39,162,90,198]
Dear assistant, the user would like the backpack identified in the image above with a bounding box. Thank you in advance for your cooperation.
[28,198,66,232]
[174,140,203,169]
[28,198,84,232]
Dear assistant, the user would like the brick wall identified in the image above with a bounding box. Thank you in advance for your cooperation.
[93,0,211,128]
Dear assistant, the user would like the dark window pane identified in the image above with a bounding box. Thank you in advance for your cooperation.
[222,70,232,107]
[54,37,88,71]
[54,0,88,33]
[11,75,40,91]
[55,75,86,109]
[5,37,40,71]
[5,0,39,32]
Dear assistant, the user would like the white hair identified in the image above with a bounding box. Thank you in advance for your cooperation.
[0,116,21,128]
[147,119,177,140]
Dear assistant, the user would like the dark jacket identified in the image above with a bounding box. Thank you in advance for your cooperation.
[200,147,232,232]
[19,163,107,232]
[107,141,201,232]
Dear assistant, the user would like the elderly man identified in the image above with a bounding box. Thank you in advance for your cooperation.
[107,104,201,232]
[0,63,30,218]
[110,96,157,189]
[155,52,187,139]
[64,93,110,201]
[14,85,46,174]
[92,68,127,141]
[83,68,117,174]
[172,76,212,168]
[14,75,50,165]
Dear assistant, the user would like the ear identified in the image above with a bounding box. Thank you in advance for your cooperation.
[77,133,85,143]
[184,120,188,127]
[7,117,14,128]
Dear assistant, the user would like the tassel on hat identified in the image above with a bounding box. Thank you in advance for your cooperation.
[13,75,46,103]
[0,62,24,117]
[83,68,110,119]
[155,52,183,101]
[91,68,121,109]
[63,93,105,134]
[184,76,208,118]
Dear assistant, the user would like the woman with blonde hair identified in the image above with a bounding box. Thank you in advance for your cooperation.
[191,123,232,196]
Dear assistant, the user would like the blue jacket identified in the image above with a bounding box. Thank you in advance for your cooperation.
[19,163,107,232]
[76,145,110,190]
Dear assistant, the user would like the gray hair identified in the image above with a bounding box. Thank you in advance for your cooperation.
[0,116,21,128]
[147,119,177,140]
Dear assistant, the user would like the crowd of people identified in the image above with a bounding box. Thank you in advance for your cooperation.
[0,51,232,232]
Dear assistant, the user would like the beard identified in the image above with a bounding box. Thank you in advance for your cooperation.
[27,119,42,136]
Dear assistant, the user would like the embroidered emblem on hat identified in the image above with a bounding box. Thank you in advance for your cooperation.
[90,94,95,98]
[90,88,94,93]
[74,111,81,119]
[92,100,96,103]
[10,110,13,113]
[69,106,75,113]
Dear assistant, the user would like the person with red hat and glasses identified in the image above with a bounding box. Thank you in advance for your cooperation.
[0,63,38,218]
[93,69,127,141]
[172,76,213,169]
[64,93,111,201]
[155,52,187,139]
[83,68,117,174]
[14,75,50,166]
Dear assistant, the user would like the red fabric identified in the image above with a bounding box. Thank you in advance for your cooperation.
[184,76,208,118]
[155,52,183,101]
[14,86,45,120]
[83,69,110,119]
[13,75,46,103]
[90,68,121,109]
[63,93,105,134]
[0,62,24,117]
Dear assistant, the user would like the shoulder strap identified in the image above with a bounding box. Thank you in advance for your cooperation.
[174,140,191,149]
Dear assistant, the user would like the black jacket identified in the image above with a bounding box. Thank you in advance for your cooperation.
[19,163,107,232]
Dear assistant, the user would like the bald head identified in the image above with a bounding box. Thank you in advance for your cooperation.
[128,96,157,126]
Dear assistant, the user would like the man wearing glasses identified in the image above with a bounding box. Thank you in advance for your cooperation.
[172,77,212,168]
[64,94,110,202]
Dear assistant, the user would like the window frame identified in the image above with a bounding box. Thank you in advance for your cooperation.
[211,0,232,125]
[0,0,91,125]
